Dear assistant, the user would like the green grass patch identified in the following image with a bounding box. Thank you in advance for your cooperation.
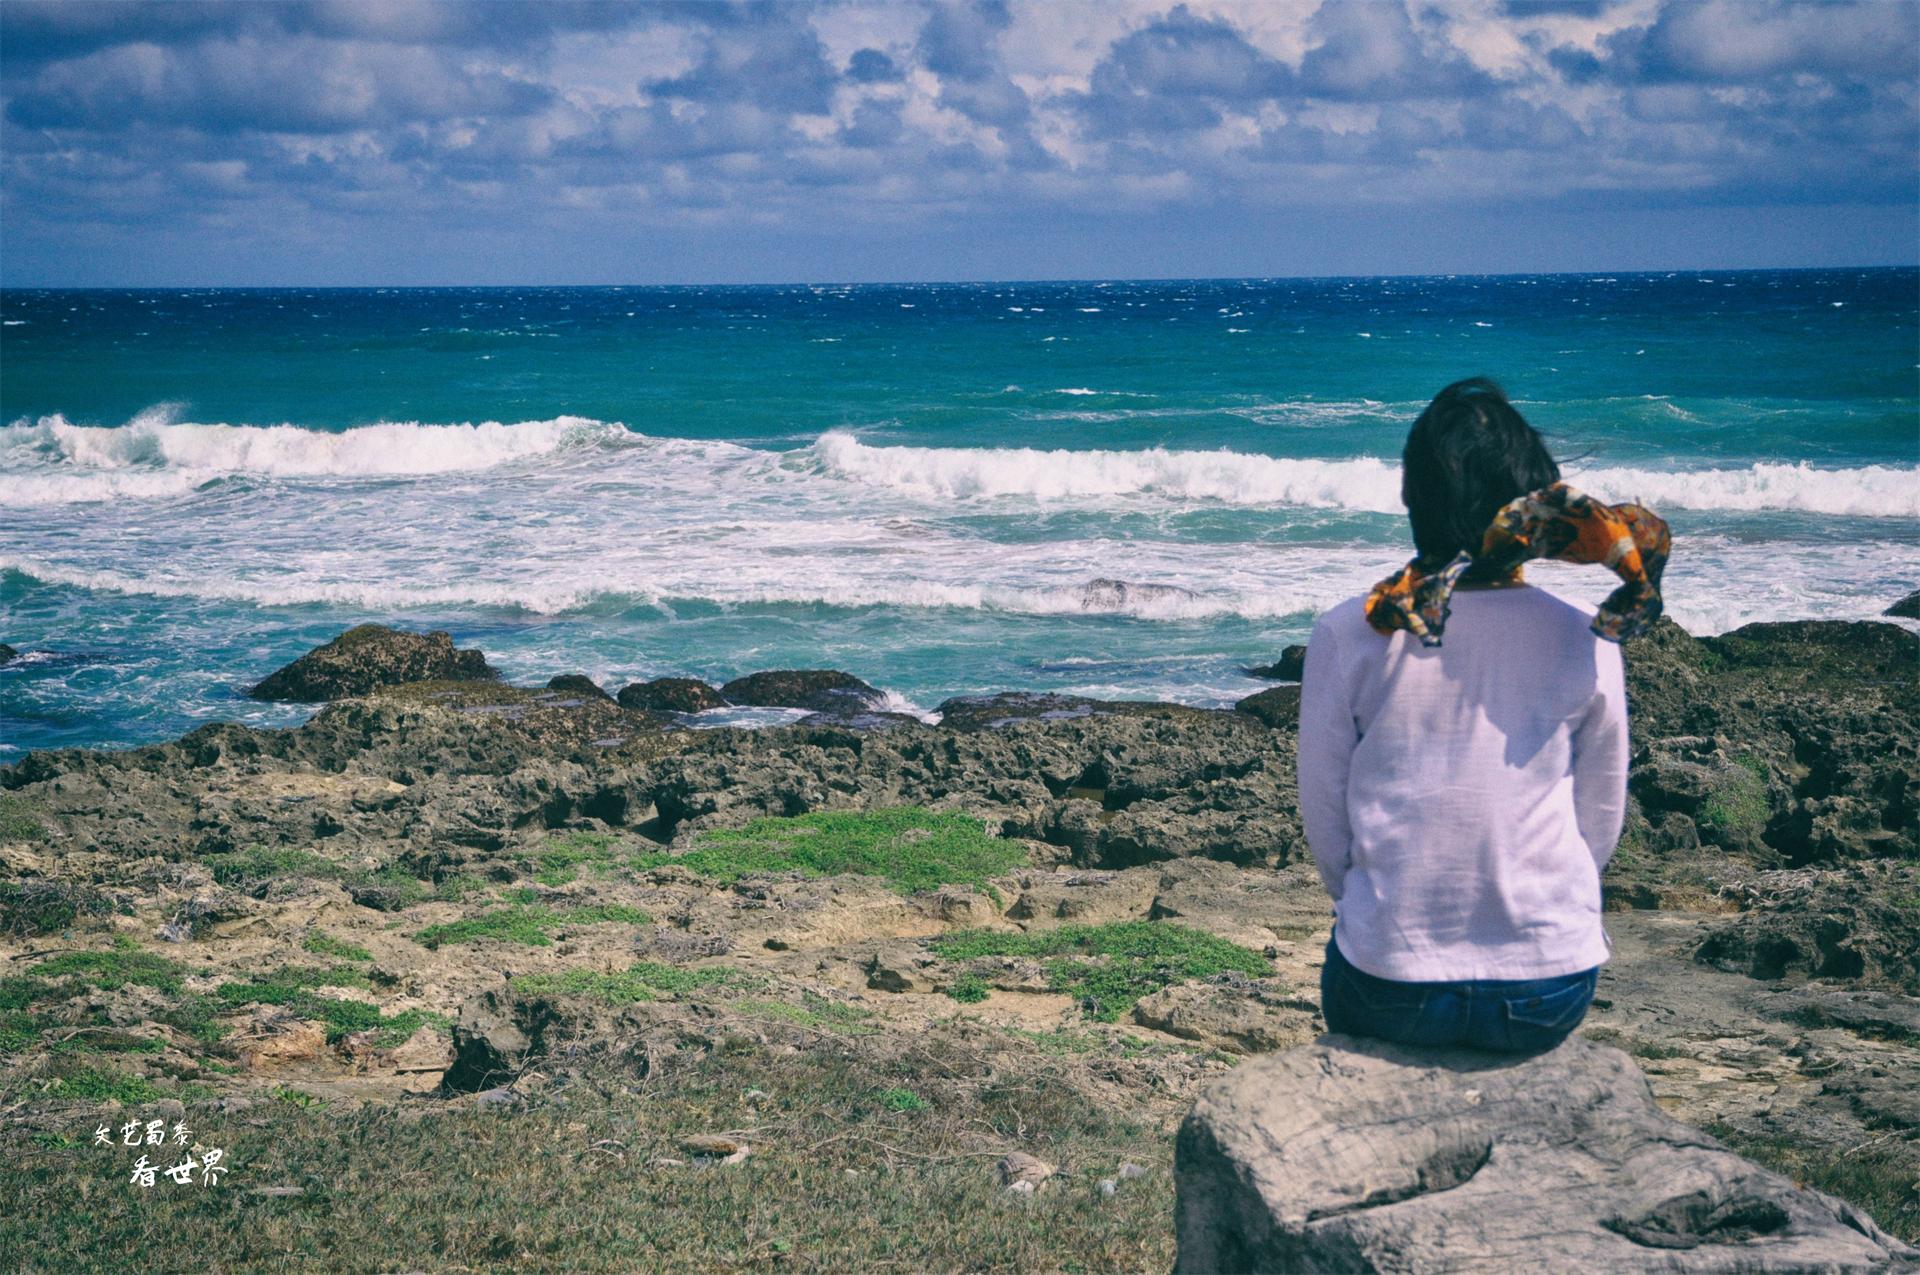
[511,963,738,1005]
[212,967,447,1046]
[26,938,186,994]
[876,1087,927,1112]
[271,1086,328,1109]
[0,1009,52,1053]
[946,972,990,1004]
[414,902,648,949]
[0,794,49,842]
[523,831,627,886]
[45,1065,165,1104]
[355,860,487,910]
[210,845,345,886]
[1699,757,1770,838]
[302,931,374,962]
[632,807,1026,895]
[736,994,878,1036]
[932,922,1271,1022]
[152,993,230,1046]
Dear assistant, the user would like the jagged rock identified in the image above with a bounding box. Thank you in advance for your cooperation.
[617,677,727,713]
[1629,739,1773,856]
[1246,645,1307,682]
[794,709,926,733]
[443,990,554,1093]
[718,669,881,714]
[250,625,496,701]
[1173,1035,1912,1273]
[1621,617,1720,740]
[545,674,614,703]
[1695,864,1920,994]
[934,692,1104,731]
[1887,589,1920,619]
[0,644,16,666]
[1709,619,1918,682]
[1234,685,1299,729]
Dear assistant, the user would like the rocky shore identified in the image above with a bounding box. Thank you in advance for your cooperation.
[2,614,1915,1268]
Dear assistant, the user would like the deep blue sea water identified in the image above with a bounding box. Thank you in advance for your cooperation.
[3,270,1916,753]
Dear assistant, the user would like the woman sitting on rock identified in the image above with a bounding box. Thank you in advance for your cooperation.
[1298,377,1668,1053]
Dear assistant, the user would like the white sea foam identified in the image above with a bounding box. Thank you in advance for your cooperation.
[0,410,629,503]
[810,431,1404,509]
[1572,462,1920,518]
[5,534,1912,640]
[811,433,1920,518]
[3,413,1915,520]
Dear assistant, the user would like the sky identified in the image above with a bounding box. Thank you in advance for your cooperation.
[1,0,1915,285]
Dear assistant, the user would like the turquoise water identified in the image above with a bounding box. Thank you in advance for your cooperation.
[3,270,1916,752]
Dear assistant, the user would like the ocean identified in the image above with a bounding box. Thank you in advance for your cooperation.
[3,269,1916,753]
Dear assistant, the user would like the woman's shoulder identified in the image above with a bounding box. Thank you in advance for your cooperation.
[1307,595,1377,647]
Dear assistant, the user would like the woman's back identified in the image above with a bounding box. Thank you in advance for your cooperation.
[1299,583,1627,984]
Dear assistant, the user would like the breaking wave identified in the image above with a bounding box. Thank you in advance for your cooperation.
[2,412,1915,519]
[0,409,631,505]
[813,433,1920,517]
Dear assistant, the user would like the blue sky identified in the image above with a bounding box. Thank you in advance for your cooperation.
[2,0,1915,285]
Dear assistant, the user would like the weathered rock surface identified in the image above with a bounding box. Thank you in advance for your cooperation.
[1246,644,1307,682]
[250,625,496,701]
[617,677,727,713]
[444,989,557,1092]
[0,643,16,665]
[1886,590,1920,619]
[934,692,1104,731]
[1174,1035,1914,1273]
[718,669,881,714]
[1132,977,1320,1055]
[1694,863,1920,994]
[1611,619,1920,883]
[544,673,614,703]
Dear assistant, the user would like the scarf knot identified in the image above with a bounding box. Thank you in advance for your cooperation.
[1364,482,1670,647]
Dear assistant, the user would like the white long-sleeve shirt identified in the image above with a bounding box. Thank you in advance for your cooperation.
[1297,585,1628,982]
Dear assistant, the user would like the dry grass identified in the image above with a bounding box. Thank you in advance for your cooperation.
[4,1029,1182,1274]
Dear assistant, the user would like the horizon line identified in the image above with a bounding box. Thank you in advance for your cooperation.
[5,262,1917,293]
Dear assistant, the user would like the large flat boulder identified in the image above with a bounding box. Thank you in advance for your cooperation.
[1174,1035,1913,1273]
[250,624,496,701]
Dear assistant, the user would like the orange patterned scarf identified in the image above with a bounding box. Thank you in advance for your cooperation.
[1365,482,1671,647]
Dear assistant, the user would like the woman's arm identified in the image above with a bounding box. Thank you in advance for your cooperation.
[1296,613,1358,901]
[1571,640,1629,870]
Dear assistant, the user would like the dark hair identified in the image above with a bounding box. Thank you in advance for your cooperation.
[1401,377,1559,566]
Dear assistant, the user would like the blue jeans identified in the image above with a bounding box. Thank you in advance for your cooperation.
[1320,933,1597,1054]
